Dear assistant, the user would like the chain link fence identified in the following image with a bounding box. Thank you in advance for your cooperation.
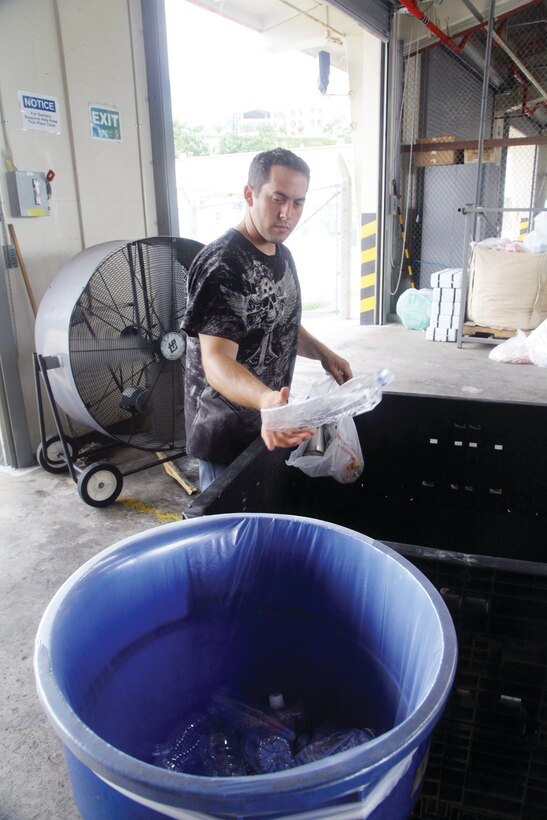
[391,1,546,307]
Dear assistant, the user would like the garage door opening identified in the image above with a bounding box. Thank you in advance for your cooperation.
[163,0,361,319]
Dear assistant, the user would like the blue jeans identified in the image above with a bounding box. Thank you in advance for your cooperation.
[198,459,227,491]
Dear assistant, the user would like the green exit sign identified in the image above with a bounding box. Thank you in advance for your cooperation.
[90,105,121,141]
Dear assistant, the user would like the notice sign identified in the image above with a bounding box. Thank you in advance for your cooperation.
[19,91,60,133]
[90,105,121,141]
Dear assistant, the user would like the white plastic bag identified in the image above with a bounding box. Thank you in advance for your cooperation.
[523,212,547,253]
[286,416,364,484]
[284,375,364,484]
[527,319,547,367]
[488,330,531,364]
[488,319,547,367]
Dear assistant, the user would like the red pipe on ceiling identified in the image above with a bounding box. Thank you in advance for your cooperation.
[397,0,466,53]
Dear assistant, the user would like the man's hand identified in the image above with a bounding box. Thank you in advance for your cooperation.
[297,325,353,384]
[260,386,315,452]
[320,351,353,385]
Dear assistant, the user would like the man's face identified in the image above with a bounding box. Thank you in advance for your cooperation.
[246,164,308,244]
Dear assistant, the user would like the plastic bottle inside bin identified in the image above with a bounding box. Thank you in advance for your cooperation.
[242,728,293,774]
[210,689,295,741]
[268,692,307,733]
[312,719,341,741]
[295,727,375,766]
[199,721,246,777]
[152,711,209,774]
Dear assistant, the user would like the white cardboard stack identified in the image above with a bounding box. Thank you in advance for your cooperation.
[426,268,463,341]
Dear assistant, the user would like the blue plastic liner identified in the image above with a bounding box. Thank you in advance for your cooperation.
[34,514,457,819]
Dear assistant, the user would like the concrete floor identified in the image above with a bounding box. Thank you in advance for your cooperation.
[1,319,546,819]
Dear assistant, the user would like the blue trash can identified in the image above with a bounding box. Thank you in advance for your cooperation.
[34,514,457,819]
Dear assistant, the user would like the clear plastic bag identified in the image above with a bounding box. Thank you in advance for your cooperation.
[281,371,393,484]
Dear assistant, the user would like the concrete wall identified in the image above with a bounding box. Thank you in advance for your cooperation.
[0,0,157,456]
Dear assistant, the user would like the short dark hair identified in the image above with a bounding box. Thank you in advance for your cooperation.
[248,148,311,194]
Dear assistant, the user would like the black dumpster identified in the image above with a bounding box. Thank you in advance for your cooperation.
[190,392,547,820]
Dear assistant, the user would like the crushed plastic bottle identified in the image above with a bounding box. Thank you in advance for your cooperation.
[312,719,341,741]
[294,732,312,754]
[242,729,293,774]
[199,721,246,777]
[152,710,209,774]
[268,692,306,733]
[261,369,394,431]
[210,689,295,741]
[152,690,379,778]
[294,727,375,766]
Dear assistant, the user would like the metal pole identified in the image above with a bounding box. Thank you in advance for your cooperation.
[472,0,496,240]
[457,206,478,348]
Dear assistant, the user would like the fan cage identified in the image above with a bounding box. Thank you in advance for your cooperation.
[68,237,197,451]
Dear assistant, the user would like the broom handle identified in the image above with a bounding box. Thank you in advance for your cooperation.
[8,223,38,316]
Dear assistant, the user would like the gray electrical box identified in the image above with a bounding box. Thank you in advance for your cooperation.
[6,170,50,217]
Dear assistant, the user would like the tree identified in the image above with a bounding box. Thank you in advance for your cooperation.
[218,124,280,155]
[323,117,352,144]
[173,121,209,157]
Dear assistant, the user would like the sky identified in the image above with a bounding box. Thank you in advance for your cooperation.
[164,0,349,127]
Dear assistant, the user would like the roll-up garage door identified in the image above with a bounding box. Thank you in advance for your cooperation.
[327,0,396,41]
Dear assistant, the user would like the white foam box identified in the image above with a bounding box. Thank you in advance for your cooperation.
[431,301,461,317]
[431,287,462,305]
[430,315,460,330]
[430,269,463,288]
[426,326,458,342]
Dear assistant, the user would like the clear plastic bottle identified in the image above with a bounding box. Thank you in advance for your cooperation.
[294,732,312,754]
[153,710,209,774]
[294,727,375,767]
[242,728,293,774]
[268,692,306,733]
[199,721,246,777]
[210,689,295,741]
[260,368,394,431]
[312,718,340,741]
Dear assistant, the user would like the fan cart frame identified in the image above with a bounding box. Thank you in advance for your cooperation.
[33,351,187,507]
[33,236,204,507]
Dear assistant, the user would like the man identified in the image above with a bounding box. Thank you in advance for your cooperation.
[182,148,352,490]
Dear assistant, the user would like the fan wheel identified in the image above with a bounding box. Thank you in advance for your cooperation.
[36,434,78,474]
[77,462,123,507]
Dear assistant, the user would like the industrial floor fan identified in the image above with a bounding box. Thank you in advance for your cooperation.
[34,236,203,506]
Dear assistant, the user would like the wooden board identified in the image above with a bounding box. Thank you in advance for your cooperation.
[462,323,525,340]
[155,453,198,495]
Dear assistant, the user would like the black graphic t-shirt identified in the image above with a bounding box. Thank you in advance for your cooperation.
[181,228,302,463]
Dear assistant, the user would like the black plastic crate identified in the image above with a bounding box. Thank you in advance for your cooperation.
[406,553,547,819]
[190,393,547,819]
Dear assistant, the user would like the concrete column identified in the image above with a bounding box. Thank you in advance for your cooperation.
[345,30,383,325]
